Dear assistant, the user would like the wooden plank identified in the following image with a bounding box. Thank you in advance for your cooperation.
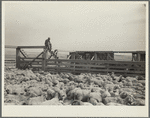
[31,65,42,68]
[46,69,144,77]
[5,61,16,63]
[47,63,107,68]
[5,63,16,64]
[5,60,16,61]
[20,57,43,59]
[5,66,15,68]
[6,60,15,63]
[5,66,16,68]
[20,62,42,65]
[108,66,145,70]
[46,59,145,64]
[137,53,141,61]
[46,63,104,69]
[5,64,16,66]
[42,48,46,71]
[16,48,20,68]
[31,64,42,66]
[47,60,100,65]
[20,60,42,63]
[67,55,71,59]
[20,50,27,58]
[45,69,145,76]
[5,64,15,66]
[17,46,45,48]
[45,66,145,74]
[46,62,145,70]
[5,62,16,64]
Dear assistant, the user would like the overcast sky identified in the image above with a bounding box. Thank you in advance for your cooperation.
[4,2,146,52]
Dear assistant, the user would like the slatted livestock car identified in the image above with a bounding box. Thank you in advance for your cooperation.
[68,51,145,61]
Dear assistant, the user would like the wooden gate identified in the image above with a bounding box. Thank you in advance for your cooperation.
[16,46,45,70]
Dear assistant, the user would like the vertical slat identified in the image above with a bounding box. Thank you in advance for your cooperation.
[132,53,133,61]
[58,60,60,74]
[45,50,49,59]
[16,48,20,69]
[71,53,75,59]
[112,53,114,60]
[71,53,75,73]
[107,53,109,60]
[107,63,109,73]
[94,53,97,60]
[138,53,141,61]
[88,62,90,73]
[42,47,46,71]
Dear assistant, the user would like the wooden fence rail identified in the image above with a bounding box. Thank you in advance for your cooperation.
[5,59,16,68]
[45,59,145,76]
[16,57,145,76]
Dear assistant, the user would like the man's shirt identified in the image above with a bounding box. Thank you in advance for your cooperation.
[45,39,52,50]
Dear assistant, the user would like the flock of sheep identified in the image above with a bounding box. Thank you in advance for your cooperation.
[4,68,145,106]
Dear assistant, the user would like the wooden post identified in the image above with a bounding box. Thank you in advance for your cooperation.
[71,53,75,73]
[72,53,75,59]
[58,60,60,74]
[132,53,133,61]
[137,53,141,61]
[16,48,20,69]
[45,50,49,59]
[94,53,97,60]
[132,53,137,61]
[107,62,109,73]
[42,47,46,71]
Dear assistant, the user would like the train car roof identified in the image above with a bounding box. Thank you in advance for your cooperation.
[69,51,145,54]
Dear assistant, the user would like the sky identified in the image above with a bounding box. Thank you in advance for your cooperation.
[4,2,147,52]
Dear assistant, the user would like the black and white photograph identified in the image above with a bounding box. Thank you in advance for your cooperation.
[2,1,149,117]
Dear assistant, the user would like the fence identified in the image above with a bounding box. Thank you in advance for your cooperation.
[5,45,16,68]
[44,59,145,76]
[5,59,16,68]
[8,46,145,77]
[16,46,45,70]
[18,58,145,76]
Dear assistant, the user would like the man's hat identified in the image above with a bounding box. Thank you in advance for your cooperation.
[48,37,50,40]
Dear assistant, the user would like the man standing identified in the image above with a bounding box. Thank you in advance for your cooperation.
[45,37,52,53]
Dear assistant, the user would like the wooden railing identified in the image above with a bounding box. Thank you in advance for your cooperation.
[43,59,145,76]
[18,58,145,76]
[5,60,16,68]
